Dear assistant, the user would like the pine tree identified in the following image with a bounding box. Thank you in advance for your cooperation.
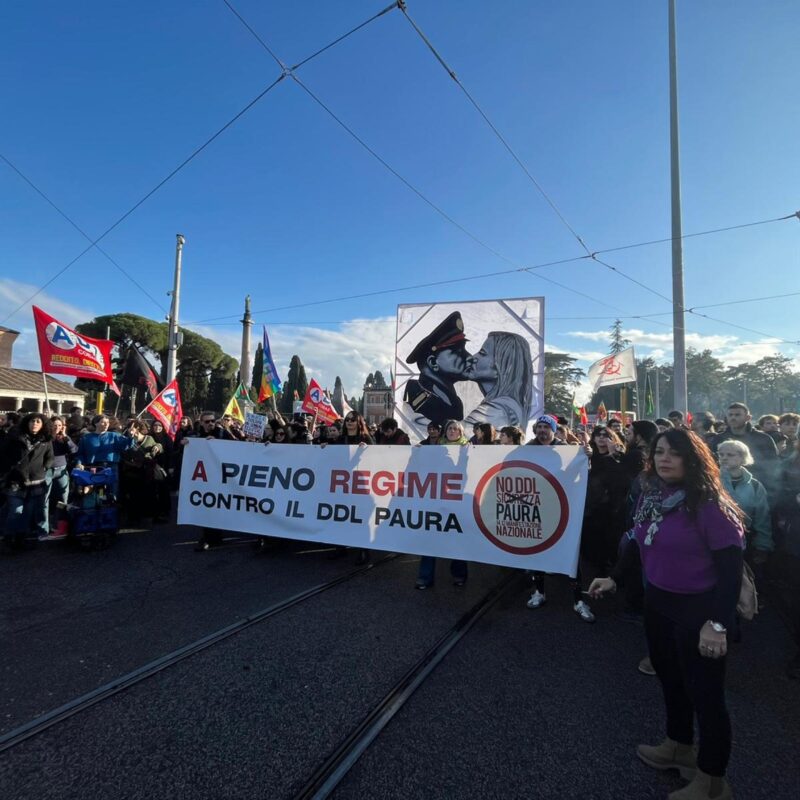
[609,319,631,355]
[332,376,345,415]
[280,355,309,413]
[251,342,264,404]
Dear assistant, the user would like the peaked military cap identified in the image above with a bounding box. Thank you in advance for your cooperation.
[406,311,468,365]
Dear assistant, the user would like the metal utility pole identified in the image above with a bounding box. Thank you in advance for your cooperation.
[669,0,688,415]
[240,295,253,388]
[166,234,185,385]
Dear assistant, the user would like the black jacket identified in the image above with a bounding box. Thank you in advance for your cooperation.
[0,429,54,487]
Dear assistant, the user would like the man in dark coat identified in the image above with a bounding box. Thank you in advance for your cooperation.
[710,402,779,495]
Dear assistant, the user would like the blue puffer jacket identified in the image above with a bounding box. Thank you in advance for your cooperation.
[721,467,773,552]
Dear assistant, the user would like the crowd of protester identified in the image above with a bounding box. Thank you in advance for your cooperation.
[2,399,799,798]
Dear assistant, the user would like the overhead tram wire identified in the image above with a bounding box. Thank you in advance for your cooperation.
[2,1,406,326]
[196,255,595,323]
[194,209,799,322]
[0,74,287,325]
[219,2,625,319]
[592,211,800,257]
[398,3,590,257]
[0,153,168,314]
[398,9,800,315]
[397,6,691,309]
[685,310,800,346]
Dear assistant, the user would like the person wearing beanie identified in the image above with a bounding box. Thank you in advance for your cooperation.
[525,416,595,621]
[526,415,560,445]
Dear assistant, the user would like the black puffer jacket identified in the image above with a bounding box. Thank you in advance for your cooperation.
[0,416,54,488]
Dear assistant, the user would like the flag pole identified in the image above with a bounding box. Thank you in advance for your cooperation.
[42,372,51,415]
[114,385,124,418]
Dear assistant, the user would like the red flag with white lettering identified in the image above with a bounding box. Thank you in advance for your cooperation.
[144,379,183,440]
[32,306,115,385]
[301,378,340,425]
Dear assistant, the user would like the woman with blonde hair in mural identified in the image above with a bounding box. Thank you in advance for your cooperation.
[464,331,533,430]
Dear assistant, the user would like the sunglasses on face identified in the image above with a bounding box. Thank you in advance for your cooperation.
[596,431,612,438]
[275,431,286,437]
[345,417,357,422]
[202,419,215,425]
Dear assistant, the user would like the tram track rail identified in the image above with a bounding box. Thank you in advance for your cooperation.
[0,552,398,755]
[291,569,524,800]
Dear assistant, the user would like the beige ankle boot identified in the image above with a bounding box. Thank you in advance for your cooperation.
[637,738,697,779]
[668,768,732,799]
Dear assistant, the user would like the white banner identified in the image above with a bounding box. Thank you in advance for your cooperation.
[394,297,544,442]
[178,440,588,575]
[586,346,637,390]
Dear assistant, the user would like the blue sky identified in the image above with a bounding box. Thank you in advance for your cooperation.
[1,1,798,401]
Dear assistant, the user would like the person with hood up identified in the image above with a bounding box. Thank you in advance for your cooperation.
[1,413,54,550]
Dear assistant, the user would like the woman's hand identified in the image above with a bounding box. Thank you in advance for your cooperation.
[587,577,616,599]
[698,622,727,659]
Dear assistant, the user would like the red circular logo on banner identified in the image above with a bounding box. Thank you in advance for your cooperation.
[472,460,569,554]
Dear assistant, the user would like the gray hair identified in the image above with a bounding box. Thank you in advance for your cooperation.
[718,439,754,466]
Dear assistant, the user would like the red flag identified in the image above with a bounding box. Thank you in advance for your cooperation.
[144,379,183,440]
[301,378,340,425]
[580,406,588,426]
[32,306,115,385]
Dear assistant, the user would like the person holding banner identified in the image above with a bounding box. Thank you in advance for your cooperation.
[1,413,54,550]
[333,413,374,446]
[526,416,595,621]
[589,429,745,800]
[44,416,78,537]
[326,412,373,564]
[415,419,470,589]
[419,421,442,445]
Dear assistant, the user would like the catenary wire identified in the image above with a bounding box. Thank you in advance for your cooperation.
[290,1,401,71]
[2,1,404,325]
[0,153,168,314]
[219,2,627,319]
[592,212,800,257]
[590,256,673,305]
[686,310,799,345]
[0,74,287,325]
[194,212,798,322]
[399,4,591,257]
[397,8,800,314]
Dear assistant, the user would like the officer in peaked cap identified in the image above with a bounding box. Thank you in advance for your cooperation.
[404,311,471,424]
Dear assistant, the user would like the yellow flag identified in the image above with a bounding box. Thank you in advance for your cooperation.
[223,395,245,423]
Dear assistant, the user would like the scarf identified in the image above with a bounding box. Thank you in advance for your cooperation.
[634,480,687,546]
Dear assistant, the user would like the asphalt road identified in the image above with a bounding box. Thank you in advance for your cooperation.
[1,519,798,800]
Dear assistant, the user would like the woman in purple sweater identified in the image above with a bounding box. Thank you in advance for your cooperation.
[590,429,744,800]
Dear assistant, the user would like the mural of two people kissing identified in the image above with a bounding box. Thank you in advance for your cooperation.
[395,298,544,442]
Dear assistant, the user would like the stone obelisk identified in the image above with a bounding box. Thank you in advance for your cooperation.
[240,295,253,388]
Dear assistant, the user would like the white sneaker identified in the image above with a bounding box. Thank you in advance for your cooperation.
[526,590,546,609]
[574,600,596,623]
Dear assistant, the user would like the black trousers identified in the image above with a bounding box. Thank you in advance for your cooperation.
[645,601,731,776]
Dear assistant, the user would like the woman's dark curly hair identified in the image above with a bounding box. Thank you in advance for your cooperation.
[646,428,743,521]
[589,425,625,456]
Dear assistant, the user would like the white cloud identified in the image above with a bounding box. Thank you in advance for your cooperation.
[566,327,738,352]
[554,325,800,405]
[186,317,397,400]
[0,275,394,398]
[0,279,96,370]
